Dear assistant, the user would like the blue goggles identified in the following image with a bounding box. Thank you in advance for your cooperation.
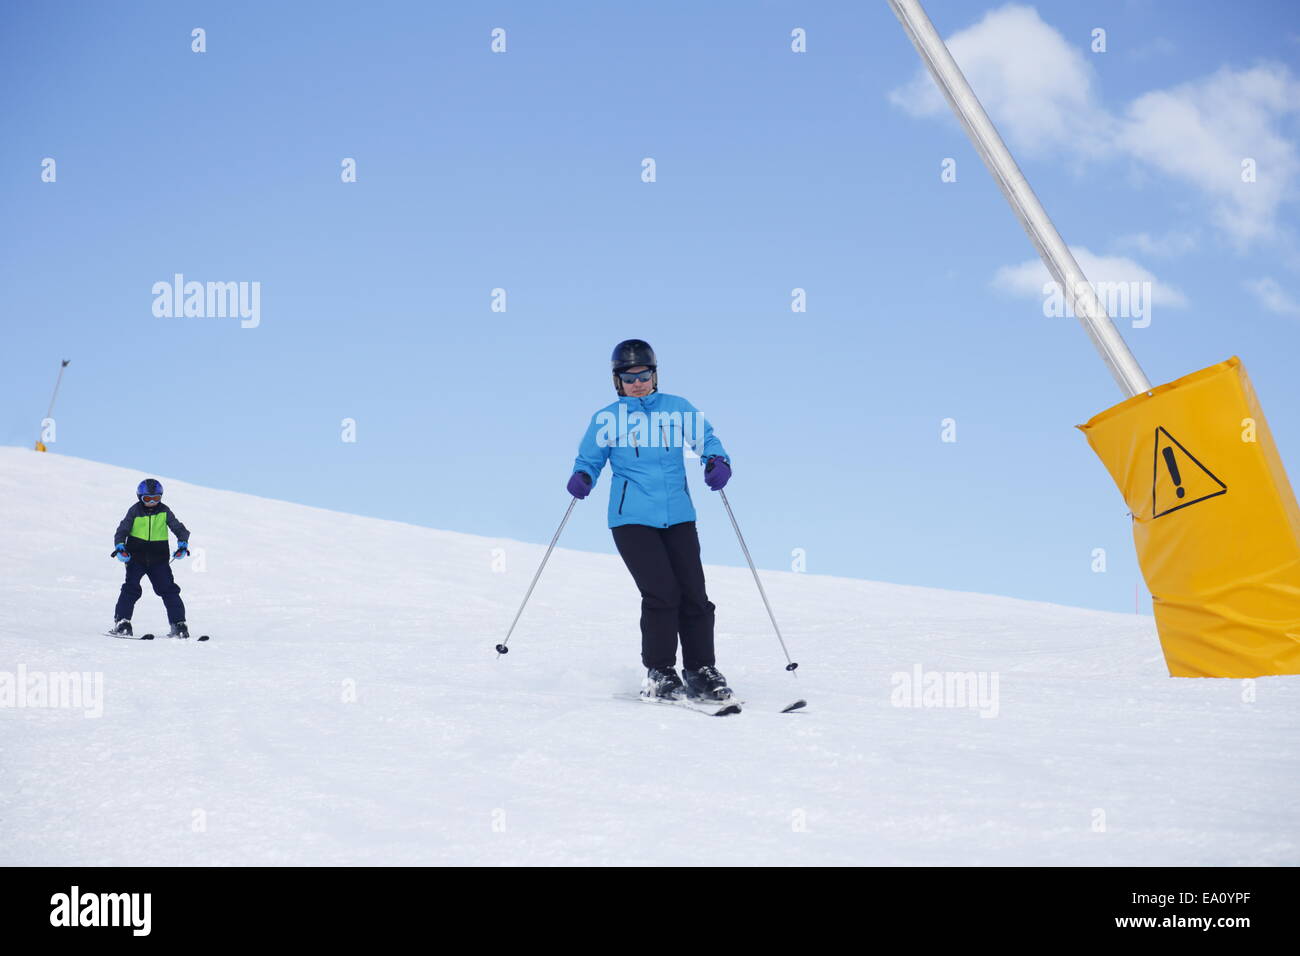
[617,369,655,384]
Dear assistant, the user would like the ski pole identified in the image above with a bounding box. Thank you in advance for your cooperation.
[495,497,578,656]
[718,489,799,672]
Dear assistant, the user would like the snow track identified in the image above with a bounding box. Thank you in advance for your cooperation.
[1,448,1295,865]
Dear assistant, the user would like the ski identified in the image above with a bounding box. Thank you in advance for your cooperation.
[105,630,153,641]
[614,692,742,717]
[616,693,805,715]
[106,630,208,642]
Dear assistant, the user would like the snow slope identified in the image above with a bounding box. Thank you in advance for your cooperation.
[0,447,1295,866]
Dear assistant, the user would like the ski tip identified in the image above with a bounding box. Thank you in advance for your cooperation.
[781,699,807,713]
[197,635,210,642]
[714,704,742,716]
[140,634,155,641]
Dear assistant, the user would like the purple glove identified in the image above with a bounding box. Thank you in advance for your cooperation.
[567,471,592,499]
[704,456,731,491]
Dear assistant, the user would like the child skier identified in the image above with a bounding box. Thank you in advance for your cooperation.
[567,339,734,701]
[109,478,192,638]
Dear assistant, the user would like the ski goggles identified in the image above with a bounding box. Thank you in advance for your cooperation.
[140,494,162,504]
[617,369,655,384]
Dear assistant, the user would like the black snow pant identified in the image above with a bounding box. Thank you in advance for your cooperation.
[114,559,186,624]
[611,520,716,672]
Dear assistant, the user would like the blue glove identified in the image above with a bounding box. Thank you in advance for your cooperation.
[173,541,189,560]
[567,472,592,499]
[705,456,731,491]
[113,543,130,563]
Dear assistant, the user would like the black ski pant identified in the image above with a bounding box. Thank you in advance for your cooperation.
[611,520,716,672]
[114,559,186,624]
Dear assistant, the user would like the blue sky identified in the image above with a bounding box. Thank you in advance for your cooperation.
[3,0,1298,614]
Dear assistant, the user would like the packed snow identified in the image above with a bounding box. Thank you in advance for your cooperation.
[0,447,1295,865]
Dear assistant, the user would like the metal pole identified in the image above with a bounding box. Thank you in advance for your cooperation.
[886,0,1151,397]
[719,489,798,672]
[36,359,71,449]
[495,498,578,656]
[44,359,71,420]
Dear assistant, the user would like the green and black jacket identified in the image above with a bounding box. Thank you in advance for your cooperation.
[114,503,190,566]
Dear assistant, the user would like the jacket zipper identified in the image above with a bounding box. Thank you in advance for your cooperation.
[618,480,628,515]
[645,403,669,524]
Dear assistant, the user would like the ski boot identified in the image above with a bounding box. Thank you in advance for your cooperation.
[167,621,190,639]
[111,619,133,637]
[641,666,685,700]
[683,665,732,701]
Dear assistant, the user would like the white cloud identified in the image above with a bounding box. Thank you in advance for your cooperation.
[992,246,1188,308]
[1111,230,1198,258]
[1115,64,1300,248]
[888,4,1111,159]
[1244,277,1300,317]
[889,4,1300,251]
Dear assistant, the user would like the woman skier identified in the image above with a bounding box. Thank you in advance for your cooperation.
[109,478,192,638]
[567,339,734,701]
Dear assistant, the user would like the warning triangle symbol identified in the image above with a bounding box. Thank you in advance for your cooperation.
[1152,426,1227,518]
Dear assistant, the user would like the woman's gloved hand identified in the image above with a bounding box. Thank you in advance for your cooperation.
[567,471,593,499]
[705,456,731,491]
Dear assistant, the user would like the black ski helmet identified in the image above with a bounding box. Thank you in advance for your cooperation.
[611,339,656,372]
[137,478,164,500]
[611,339,657,395]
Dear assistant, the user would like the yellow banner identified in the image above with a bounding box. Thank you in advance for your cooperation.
[1078,357,1300,677]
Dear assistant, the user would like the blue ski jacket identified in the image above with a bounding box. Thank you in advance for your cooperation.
[572,391,729,529]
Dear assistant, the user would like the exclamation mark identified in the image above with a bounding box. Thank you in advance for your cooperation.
[1162,446,1185,499]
